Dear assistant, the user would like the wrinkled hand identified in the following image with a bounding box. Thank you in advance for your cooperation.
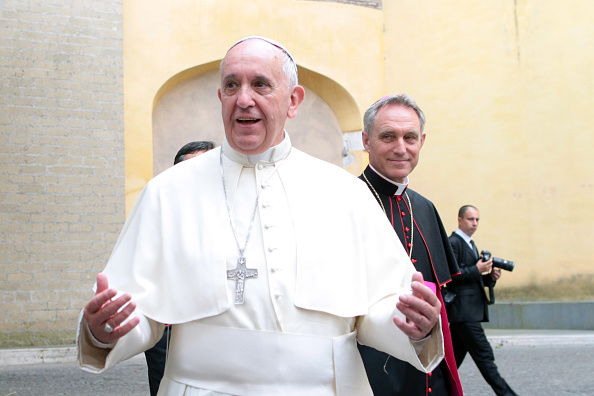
[393,272,441,341]
[83,273,140,344]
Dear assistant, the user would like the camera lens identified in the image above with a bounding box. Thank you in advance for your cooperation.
[493,258,515,272]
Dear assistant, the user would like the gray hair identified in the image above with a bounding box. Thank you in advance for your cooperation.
[363,94,426,136]
[220,36,299,88]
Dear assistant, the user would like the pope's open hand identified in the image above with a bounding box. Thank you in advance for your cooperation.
[83,273,140,344]
[393,272,441,341]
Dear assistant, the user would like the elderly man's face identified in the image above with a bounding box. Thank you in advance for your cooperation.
[363,104,425,183]
[218,39,304,155]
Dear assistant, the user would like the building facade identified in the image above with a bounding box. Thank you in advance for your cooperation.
[1,0,593,348]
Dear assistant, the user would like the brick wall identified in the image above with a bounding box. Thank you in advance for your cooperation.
[0,0,124,348]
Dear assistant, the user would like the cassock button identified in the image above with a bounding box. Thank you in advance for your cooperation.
[396,196,402,201]
[412,259,417,264]
[405,227,410,232]
[407,243,412,248]
[401,211,406,216]
[257,164,264,170]
[428,387,432,393]
[428,371,433,376]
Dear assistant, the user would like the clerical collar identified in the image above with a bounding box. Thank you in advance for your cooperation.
[365,165,409,196]
[454,229,474,248]
[221,131,292,166]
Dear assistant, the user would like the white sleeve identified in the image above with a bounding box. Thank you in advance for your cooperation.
[356,294,444,373]
[76,309,165,374]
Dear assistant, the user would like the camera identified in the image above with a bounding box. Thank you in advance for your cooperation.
[481,250,515,272]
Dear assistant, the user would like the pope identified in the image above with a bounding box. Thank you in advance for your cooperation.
[77,36,445,396]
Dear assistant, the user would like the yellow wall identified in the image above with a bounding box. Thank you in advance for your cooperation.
[125,0,594,289]
[383,1,594,287]
[124,0,384,209]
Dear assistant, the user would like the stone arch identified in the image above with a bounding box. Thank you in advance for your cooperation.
[152,62,361,176]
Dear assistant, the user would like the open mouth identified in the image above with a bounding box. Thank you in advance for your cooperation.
[237,117,260,125]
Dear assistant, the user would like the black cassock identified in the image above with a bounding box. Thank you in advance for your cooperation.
[358,166,463,396]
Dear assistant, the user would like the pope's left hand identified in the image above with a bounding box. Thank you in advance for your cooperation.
[393,272,441,341]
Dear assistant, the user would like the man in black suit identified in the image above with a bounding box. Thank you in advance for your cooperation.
[447,205,518,396]
[358,94,463,396]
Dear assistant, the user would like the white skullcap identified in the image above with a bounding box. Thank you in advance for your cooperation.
[227,36,296,66]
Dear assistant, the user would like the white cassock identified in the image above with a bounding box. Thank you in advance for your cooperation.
[77,134,444,395]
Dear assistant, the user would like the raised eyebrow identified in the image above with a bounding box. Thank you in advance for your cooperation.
[378,129,396,136]
[221,73,273,86]
[222,73,239,83]
[253,74,274,85]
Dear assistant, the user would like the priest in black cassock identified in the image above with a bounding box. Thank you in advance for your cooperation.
[357,94,463,396]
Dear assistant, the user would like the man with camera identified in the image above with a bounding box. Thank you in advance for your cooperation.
[447,205,518,396]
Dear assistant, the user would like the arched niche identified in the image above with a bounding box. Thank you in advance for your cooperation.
[152,62,361,176]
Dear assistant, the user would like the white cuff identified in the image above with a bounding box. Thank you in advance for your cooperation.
[85,321,116,349]
[410,333,431,355]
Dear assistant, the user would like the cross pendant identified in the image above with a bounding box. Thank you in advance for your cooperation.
[227,257,258,304]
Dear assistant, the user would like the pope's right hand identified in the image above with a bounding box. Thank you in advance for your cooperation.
[83,273,140,344]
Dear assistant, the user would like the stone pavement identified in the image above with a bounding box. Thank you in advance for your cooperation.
[1,329,594,395]
[457,330,594,395]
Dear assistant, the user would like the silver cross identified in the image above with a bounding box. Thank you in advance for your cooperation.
[227,257,258,304]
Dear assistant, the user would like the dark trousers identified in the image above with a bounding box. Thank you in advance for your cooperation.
[144,326,170,396]
[450,321,518,396]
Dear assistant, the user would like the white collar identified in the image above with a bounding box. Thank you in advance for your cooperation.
[368,164,409,196]
[455,228,474,248]
[222,132,292,166]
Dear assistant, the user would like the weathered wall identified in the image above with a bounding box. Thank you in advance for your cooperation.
[383,0,594,290]
[2,0,593,348]
[0,0,124,347]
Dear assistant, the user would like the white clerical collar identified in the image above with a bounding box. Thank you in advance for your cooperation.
[455,229,474,248]
[368,164,409,196]
[222,132,292,166]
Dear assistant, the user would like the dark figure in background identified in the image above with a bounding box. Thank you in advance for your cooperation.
[145,140,215,396]
[144,326,170,396]
[358,94,463,396]
[173,140,215,165]
[447,205,518,396]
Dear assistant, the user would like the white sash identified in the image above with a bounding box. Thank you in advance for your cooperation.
[162,323,372,396]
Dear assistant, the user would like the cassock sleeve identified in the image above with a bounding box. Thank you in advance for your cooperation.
[77,309,164,373]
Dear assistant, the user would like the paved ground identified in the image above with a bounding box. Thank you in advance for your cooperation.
[458,343,594,395]
[1,330,594,395]
[0,355,149,396]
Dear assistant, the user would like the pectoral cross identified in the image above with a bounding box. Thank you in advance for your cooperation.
[227,256,258,304]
